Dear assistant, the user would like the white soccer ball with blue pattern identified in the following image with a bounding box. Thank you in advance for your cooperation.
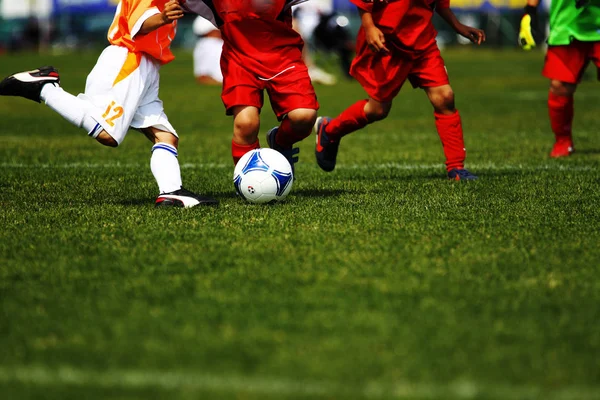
[233,148,294,204]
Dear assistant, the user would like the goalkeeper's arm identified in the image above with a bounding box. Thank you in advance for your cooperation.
[519,0,539,50]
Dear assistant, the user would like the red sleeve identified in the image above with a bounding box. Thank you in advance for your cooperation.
[437,0,450,9]
[349,0,374,13]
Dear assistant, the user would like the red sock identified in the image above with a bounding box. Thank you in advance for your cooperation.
[325,99,369,140]
[434,110,466,172]
[275,117,311,148]
[232,139,259,165]
[548,92,574,141]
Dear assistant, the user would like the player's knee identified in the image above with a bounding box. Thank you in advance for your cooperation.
[366,105,390,122]
[96,131,118,148]
[549,80,576,96]
[365,99,392,122]
[430,88,455,113]
[287,108,317,128]
[234,114,260,138]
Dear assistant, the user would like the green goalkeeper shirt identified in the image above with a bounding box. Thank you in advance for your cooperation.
[548,0,600,45]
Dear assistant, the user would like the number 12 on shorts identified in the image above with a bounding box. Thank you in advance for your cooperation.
[102,101,124,127]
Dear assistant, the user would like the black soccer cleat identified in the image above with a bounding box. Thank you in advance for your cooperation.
[266,126,299,174]
[155,187,219,208]
[0,66,60,103]
[314,116,340,172]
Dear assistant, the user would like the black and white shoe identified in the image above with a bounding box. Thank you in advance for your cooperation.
[0,66,60,103]
[155,187,219,208]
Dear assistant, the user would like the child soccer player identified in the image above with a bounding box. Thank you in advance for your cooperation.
[183,0,319,168]
[0,0,218,207]
[519,0,600,157]
[314,0,485,180]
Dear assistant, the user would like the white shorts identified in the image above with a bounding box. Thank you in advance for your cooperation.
[193,37,223,82]
[78,45,177,145]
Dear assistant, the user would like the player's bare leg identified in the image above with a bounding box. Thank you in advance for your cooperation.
[425,84,456,115]
[286,108,317,138]
[141,126,218,207]
[424,84,477,180]
[266,108,316,173]
[0,67,106,141]
[364,98,392,122]
[548,79,576,158]
[314,97,391,172]
[96,131,118,147]
[231,106,261,165]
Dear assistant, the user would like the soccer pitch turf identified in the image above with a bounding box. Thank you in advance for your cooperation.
[0,49,599,400]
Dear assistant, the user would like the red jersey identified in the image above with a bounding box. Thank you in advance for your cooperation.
[192,0,304,78]
[108,0,177,64]
[350,0,449,55]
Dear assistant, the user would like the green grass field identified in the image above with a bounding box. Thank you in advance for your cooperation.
[1,48,599,400]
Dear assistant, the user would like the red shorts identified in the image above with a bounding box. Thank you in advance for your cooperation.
[543,40,600,84]
[350,37,449,102]
[220,53,319,119]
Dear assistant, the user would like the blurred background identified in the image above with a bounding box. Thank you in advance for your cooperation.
[0,0,550,57]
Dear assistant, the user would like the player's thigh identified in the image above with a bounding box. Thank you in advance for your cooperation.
[132,99,178,141]
[221,54,265,115]
[266,66,319,120]
[79,46,150,145]
[408,45,449,89]
[542,42,589,84]
[350,39,411,102]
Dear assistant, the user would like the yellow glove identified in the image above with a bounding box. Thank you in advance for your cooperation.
[519,14,536,50]
[519,5,538,51]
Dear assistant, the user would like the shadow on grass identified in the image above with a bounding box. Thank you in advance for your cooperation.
[292,188,358,198]
[573,148,600,155]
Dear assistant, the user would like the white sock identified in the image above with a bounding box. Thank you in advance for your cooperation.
[40,84,103,137]
[151,143,183,194]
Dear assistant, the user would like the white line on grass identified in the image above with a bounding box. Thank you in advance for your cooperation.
[1,162,597,172]
[0,365,598,400]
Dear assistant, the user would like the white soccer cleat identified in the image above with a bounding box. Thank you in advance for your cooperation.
[155,187,219,208]
[0,66,60,103]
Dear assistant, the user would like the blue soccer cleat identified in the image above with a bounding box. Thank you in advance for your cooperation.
[266,126,299,174]
[448,168,478,181]
[314,117,340,172]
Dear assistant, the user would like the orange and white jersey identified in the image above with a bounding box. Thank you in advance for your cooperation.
[108,0,177,65]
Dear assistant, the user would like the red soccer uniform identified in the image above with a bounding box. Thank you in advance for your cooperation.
[349,0,450,102]
[193,0,319,117]
[543,41,600,84]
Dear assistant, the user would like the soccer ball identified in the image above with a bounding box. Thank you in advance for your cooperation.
[233,148,294,204]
